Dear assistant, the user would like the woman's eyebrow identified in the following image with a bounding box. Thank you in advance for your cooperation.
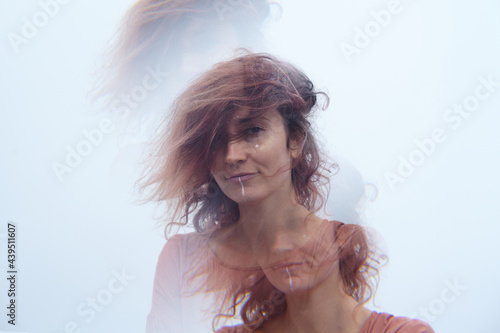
[236,116,270,125]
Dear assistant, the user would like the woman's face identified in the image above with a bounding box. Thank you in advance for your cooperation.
[257,221,342,295]
[209,108,298,205]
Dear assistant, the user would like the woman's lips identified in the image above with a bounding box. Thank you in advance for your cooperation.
[228,173,257,183]
[273,262,303,272]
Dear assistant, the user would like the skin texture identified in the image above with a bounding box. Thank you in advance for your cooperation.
[209,107,298,207]
[209,108,372,332]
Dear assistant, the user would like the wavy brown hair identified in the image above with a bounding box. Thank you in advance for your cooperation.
[137,50,333,234]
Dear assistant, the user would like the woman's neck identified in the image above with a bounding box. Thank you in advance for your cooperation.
[207,183,315,269]
[236,182,311,243]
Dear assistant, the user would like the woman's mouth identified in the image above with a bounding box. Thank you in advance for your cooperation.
[227,173,257,183]
[273,262,303,272]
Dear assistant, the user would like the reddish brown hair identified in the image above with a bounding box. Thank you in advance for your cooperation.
[138,51,332,234]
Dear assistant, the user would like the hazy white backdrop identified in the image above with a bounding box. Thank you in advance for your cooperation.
[1,0,499,332]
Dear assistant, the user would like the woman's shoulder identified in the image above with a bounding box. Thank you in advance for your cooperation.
[360,311,435,333]
[159,231,207,253]
[154,231,210,274]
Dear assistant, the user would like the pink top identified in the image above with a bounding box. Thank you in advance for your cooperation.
[146,221,434,333]
[146,221,337,332]
[359,312,434,332]
[217,312,435,333]
[145,230,261,332]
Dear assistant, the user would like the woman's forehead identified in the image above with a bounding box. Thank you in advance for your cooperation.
[228,107,279,126]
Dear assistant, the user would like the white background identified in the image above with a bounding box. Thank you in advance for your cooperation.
[1,0,499,332]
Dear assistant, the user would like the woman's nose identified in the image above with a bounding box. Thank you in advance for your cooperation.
[271,232,302,254]
[224,140,248,165]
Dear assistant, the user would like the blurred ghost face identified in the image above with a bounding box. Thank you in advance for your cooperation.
[257,221,341,294]
[209,108,297,205]
[180,20,240,74]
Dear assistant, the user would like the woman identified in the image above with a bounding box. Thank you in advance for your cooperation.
[141,51,434,332]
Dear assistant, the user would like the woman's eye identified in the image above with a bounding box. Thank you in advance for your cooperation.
[248,127,263,135]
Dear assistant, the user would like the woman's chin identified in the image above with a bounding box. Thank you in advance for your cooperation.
[272,276,311,295]
[231,193,262,205]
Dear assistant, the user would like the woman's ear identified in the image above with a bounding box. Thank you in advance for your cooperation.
[289,135,304,159]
